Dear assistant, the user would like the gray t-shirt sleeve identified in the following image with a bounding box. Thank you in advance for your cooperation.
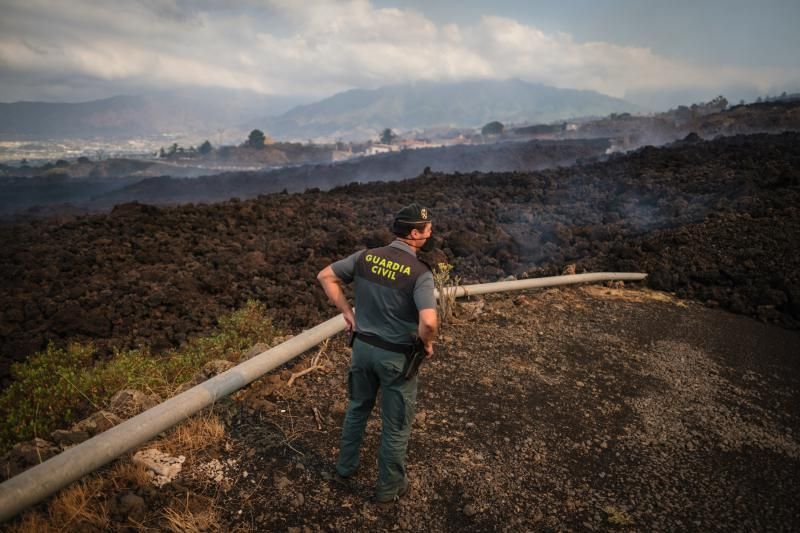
[330,250,363,283]
[413,270,436,310]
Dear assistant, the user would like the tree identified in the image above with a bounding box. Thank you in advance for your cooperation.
[158,147,166,158]
[481,121,504,136]
[379,128,397,145]
[707,95,728,112]
[247,129,266,149]
[198,140,213,155]
[167,143,178,156]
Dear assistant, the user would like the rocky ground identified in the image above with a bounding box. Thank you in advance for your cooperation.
[573,98,800,149]
[2,132,799,386]
[7,285,798,531]
[219,287,800,532]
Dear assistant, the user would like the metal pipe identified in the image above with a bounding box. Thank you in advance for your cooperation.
[0,271,645,521]
[443,272,647,298]
[0,314,345,522]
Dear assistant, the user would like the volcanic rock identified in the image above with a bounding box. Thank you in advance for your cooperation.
[1,132,798,388]
[0,438,59,480]
[109,390,161,418]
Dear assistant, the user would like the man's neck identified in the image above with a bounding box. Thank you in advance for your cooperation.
[393,238,419,255]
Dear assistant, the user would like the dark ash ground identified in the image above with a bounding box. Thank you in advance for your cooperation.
[172,286,799,532]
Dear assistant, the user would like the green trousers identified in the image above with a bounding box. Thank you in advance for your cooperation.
[336,337,418,499]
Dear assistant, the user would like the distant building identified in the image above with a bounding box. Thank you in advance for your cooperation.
[398,139,431,150]
[364,143,399,156]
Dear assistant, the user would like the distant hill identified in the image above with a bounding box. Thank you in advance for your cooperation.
[262,79,638,141]
[0,80,636,142]
[0,88,305,139]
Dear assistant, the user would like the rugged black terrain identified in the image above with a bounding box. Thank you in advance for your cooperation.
[1,132,799,386]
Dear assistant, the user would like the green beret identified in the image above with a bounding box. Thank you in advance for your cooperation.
[393,203,432,225]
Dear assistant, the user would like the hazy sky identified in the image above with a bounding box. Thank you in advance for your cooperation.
[1,0,798,106]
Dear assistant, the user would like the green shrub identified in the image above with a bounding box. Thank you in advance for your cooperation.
[0,342,99,452]
[433,262,461,325]
[0,300,278,453]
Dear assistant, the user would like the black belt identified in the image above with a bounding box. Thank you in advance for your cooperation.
[353,332,414,355]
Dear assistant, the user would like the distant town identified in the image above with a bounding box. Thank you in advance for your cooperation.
[2,92,799,179]
[0,122,515,169]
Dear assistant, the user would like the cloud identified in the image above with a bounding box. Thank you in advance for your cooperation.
[0,0,797,102]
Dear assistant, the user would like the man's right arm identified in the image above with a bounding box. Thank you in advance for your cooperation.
[317,265,356,332]
[317,250,362,332]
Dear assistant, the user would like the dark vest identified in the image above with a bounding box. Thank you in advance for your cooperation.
[353,244,430,326]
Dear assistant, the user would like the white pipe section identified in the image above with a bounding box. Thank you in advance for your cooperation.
[0,314,345,522]
[0,271,645,521]
[442,272,647,299]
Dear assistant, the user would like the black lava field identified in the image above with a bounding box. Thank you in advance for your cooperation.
[1,132,798,385]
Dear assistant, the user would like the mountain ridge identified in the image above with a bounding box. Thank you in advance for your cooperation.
[0,89,303,139]
[1,80,636,141]
[263,78,638,140]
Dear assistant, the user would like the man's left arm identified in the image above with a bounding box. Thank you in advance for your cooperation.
[413,271,438,357]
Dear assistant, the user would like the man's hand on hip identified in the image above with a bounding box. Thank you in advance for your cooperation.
[417,308,438,358]
[423,342,434,358]
[343,309,355,333]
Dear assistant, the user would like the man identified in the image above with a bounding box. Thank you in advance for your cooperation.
[317,203,438,504]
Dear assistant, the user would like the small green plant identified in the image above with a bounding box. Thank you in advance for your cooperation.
[603,505,634,526]
[0,300,278,453]
[433,262,461,325]
[0,342,99,451]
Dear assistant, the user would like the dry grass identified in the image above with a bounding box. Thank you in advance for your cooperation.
[581,285,687,305]
[47,477,109,530]
[162,495,220,533]
[6,511,55,533]
[6,412,226,530]
[287,339,329,387]
[160,411,225,460]
[7,462,144,532]
[109,458,151,489]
